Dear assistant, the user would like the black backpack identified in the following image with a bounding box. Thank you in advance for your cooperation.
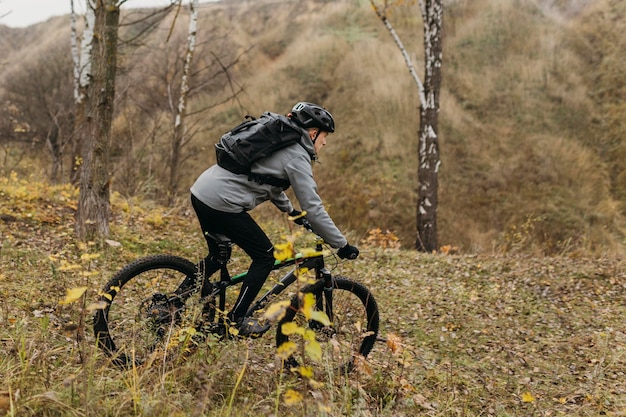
[215,112,304,188]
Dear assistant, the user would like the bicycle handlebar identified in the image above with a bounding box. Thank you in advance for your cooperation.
[299,217,314,232]
[288,210,317,236]
[289,216,359,259]
[288,210,311,226]
[289,211,355,260]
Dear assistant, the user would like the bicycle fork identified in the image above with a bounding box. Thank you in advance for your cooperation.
[317,267,334,324]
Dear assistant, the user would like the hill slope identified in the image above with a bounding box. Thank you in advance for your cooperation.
[0,0,624,255]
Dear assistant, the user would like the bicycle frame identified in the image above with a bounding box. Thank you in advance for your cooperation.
[247,255,330,317]
[201,243,332,320]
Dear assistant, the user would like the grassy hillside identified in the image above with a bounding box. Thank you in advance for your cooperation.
[1,0,625,255]
[439,0,626,254]
[1,175,625,416]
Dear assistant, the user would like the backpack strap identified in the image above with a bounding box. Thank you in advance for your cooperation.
[247,173,290,190]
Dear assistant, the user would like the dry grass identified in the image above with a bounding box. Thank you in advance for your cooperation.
[1,175,626,416]
[2,0,626,254]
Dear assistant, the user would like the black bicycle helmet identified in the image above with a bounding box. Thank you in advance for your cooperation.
[290,102,335,133]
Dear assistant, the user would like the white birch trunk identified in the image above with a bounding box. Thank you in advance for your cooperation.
[70,0,80,103]
[168,0,198,202]
[176,0,198,131]
[70,0,95,183]
[78,0,95,104]
[370,0,443,251]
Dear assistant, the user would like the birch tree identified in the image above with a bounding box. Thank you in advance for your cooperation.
[75,0,120,240]
[370,0,443,252]
[70,0,95,184]
[168,0,198,204]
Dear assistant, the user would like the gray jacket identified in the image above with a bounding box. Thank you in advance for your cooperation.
[190,128,348,249]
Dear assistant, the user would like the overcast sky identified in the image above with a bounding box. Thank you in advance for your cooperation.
[0,0,194,28]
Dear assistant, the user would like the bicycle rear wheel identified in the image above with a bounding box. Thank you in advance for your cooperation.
[276,276,379,374]
[93,254,204,367]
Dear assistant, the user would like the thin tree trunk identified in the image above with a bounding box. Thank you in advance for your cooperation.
[70,0,94,185]
[169,0,198,205]
[416,0,443,252]
[75,0,120,240]
[46,125,61,183]
[370,0,443,252]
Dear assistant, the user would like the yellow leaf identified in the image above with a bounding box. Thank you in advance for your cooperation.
[305,339,322,362]
[80,253,101,261]
[287,210,307,221]
[280,321,304,336]
[283,389,303,406]
[274,242,295,262]
[521,392,535,403]
[86,301,109,312]
[277,341,298,359]
[299,248,327,258]
[228,325,240,337]
[310,310,331,326]
[262,300,290,322]
[58,263,82,272]
[298,366,314,379]
[303,328,316,342]
[296,268,316,284]
[59,286,88,305]
[301,292,316,320]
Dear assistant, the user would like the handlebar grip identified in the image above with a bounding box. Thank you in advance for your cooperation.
[288,210,315,232]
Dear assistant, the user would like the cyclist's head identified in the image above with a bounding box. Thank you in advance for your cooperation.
[289,102,335,133]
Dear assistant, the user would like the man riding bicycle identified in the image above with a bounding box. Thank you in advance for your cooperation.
[190,102,359,336]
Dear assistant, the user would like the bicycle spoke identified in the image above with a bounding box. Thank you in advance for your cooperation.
[94,255,206,367]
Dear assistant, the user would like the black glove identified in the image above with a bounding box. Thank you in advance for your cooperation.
[288,209,305,225]
[337,243,359,260]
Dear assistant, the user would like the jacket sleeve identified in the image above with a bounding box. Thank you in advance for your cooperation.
[284,155,348,249]
[270,190,294,213]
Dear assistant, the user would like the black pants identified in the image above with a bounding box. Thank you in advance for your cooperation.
[191,194,275,321]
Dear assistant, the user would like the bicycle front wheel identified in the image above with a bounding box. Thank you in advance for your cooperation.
[276,276,380,374]
[93,254,202,367]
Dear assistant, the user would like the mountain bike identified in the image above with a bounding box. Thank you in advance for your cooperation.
[93,218,380,373]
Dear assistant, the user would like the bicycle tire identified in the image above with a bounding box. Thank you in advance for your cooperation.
[93,254,202,367]
[276,276,380,374]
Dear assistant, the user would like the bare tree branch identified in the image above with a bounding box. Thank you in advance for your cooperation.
[370,0,426,106]
[210,50,249,114]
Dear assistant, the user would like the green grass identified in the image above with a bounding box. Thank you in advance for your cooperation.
[1,176,625,416]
